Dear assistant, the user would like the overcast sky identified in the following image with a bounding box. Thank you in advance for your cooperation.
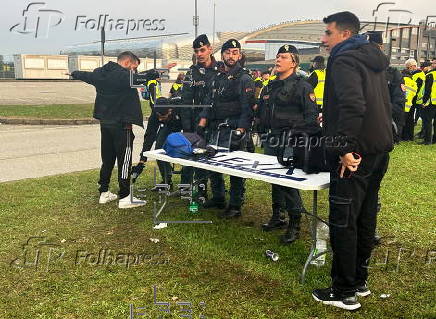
[1,0,434,58]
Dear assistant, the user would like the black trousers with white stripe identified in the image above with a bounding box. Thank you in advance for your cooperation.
[98,123,134,199]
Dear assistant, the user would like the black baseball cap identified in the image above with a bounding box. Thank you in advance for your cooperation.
[311,55,325,63]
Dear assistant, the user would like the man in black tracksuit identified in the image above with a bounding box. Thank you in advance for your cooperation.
[198,39,255,218]
[312,12,393,311]
[71,51,155,209]
[257,44,318,243]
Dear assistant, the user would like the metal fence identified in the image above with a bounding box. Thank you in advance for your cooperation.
[0,55,15,79]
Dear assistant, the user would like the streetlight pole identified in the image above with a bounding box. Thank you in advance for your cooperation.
[212,2,216,47]
[193,0,199,38]
[100,27,105,66]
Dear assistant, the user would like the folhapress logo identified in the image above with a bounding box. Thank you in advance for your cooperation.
[10,236,65,271]
[10,2,64,38]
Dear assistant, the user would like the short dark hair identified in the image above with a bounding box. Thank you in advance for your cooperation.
[117,51,140,64]
[323,11,360,35]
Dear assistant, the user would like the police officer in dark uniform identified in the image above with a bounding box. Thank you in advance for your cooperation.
[365,31,405,143]
[180,34,219,195]
[198,39,255,218]
[132,70,181,189]
[130,70,167,187]
[257,44,318,244]
[137,98,183,188]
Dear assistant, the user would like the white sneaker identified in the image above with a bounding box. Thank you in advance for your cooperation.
[118,194,146,209]
[99,191,118,204]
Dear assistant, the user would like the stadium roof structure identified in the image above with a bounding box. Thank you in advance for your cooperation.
[61,20,435,64]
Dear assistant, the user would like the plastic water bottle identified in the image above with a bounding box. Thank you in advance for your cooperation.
[189,201,199,213]
[189,185,199,214]
[311,221,329,266]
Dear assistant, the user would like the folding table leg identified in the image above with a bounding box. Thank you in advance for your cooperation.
[301,190,318,283]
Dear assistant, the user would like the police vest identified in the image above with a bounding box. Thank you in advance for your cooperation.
[412,71,426,105]
[254,77,263,98]
[262,75,277,87]
[259,75,305,131]
[403,76,417,112]
[172,82,183,91]
[310,69,326,107]
[147,79,161,105]
[211,68,248,120]
[427,70,436,106]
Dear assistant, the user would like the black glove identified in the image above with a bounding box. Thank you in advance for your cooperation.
[169,96,183,105]
[156,97,169,105]
[230,130,245,151]
[131,162,145,183]
[196,125,206,138]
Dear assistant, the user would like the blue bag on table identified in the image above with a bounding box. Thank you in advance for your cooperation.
[163,132,207,159]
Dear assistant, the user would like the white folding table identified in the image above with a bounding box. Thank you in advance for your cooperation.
[143,149,330,282]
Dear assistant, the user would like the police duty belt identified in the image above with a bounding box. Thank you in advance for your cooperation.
[154,104,212,108]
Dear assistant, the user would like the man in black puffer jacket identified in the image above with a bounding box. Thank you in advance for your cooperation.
[312,12,393,311]
[71,51,156,209]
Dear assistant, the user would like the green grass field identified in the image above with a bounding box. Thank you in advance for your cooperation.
[0,101,152,120]
[0,141,435,318]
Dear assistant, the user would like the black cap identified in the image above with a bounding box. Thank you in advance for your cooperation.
[221,39,241,53]
[365,31,383,45]
[193,34,210,49]
[148,70,160,80]
[277,44,299,55]
[311,55,325,63]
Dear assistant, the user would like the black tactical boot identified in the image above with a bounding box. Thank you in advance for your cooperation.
[280,217,301,244]
[262,205,287,231]
[218,205,241,219]
[202,197,226,209]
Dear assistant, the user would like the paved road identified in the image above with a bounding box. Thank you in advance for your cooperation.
[0,124,147,183]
